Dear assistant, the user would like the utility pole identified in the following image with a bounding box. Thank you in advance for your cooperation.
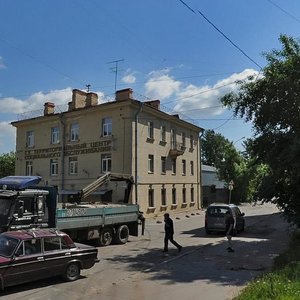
[107,59,124,94]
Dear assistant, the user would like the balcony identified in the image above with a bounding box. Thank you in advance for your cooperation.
[169,142,185,158]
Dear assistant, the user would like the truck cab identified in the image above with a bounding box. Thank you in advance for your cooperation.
[0,176,54,232]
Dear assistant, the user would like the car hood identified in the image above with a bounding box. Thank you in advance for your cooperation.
[74,242,97,250]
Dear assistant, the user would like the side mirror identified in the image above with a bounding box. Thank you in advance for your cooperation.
[18,201,24,218]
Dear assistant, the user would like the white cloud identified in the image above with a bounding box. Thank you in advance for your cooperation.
[0,121,16,153]
[122,71,136,84]
[144,68,259,118]
[0,56,6,69]
[145,69,182,100]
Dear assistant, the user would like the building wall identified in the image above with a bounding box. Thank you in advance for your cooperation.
[13,89,202,217]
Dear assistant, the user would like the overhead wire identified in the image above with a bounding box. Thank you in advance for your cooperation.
[178,0,262,70]
[266,0,300,24]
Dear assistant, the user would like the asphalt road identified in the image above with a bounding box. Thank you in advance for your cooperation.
[1,203,291,300]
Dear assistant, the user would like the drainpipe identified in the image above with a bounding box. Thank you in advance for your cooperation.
[59,114,66,206]
[198,130,204,209]
[134,102,143,204]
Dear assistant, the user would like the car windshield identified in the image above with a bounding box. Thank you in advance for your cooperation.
[0,235,19,257]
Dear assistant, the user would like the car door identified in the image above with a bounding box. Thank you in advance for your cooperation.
[43,236,72,276]
[3,238,45,287]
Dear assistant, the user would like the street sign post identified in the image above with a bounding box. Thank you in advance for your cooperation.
[228,180,234,204]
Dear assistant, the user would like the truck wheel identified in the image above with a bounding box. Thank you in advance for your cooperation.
[63,262,81,281]
[99,227,113,246]
[114,225,129,244]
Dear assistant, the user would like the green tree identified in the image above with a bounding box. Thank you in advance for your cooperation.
[0,152,15,177]
[222,34,300,226]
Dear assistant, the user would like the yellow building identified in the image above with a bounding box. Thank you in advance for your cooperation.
[12,88,203,216]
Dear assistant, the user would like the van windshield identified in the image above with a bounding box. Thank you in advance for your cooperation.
[207,206,229,217]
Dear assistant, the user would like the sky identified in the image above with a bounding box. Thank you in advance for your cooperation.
[1,0,300,154]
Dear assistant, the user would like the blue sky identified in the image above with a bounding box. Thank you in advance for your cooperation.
[1,0,300,154]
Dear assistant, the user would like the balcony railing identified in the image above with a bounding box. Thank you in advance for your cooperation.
[169,142,185,158]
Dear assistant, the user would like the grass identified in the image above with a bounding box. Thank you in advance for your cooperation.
[234,230,300,300]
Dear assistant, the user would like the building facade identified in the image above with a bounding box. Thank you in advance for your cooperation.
[12,88,203,216]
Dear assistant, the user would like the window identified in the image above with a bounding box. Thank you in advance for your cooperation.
[101,154,111,173]
[191,186,195,203]
[171,159,176,174]
[160,125,166,143]
[190,161,194,176]
[69,157,78,175]
[102,117,112,136]
[44,237,69,251]
[51,127,60,144]
[50,159,58,176]
[26,161,33,176]
[70,123,79,141]
[148,154,154,173]
[24,239,42,255]
[190,134,194,150]
[161,187,166,206]
[172,187,177,205]
[148,121,154,139]
[171,128,176,149]
[182,159,186,175]
[181,132,186,148]
[161,156,166,174]
[26,131,34,148]
[182,187,187,204]
[148,188,154,208]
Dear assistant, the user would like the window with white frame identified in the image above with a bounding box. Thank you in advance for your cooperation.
[190,134,194,150]
[181,132,186,148]
[148,154,154,173]
[161,156,166,174]
[148,121,154,139]
[160,125,166,143]
[148,188,154,208]
[171,158,176,174]
[51,127,60,144]
[69,157,78,175]
[190,161,194,176]
[170,128,176,149]
[70,123,79,141]
[50,159,58,176]
[182,159,186,175]
[191,186,195,203]
[161,187,166,206]
[26,131,34,148]
[182,187,187,204]
[102,117,112,136]
[172,187,177,205]
[101,154,111,173]
[26,161,33,176]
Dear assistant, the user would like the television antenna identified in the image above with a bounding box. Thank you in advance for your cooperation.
[107,59,124,93]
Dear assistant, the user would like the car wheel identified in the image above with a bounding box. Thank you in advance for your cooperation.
[114,225,129,244]
[63,263,81,281]
[98,227,113,246]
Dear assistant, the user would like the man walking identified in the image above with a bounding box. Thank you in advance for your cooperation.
[225,210,235,252]
[163,213,182,253]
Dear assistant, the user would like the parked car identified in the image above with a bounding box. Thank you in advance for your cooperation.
[0,228,99,290]
[205,203,245,234]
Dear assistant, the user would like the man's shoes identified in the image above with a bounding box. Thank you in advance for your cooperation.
[162,250,168,253]
[227,247,234,252]
[178,246,182,253]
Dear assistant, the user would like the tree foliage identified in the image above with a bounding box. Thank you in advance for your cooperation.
[0,151,15,177]
[221,34,300,226]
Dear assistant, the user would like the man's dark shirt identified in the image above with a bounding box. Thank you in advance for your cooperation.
[225,215,234,235]
[165,217,174,236]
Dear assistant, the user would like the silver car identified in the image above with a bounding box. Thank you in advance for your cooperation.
[205,203,245,234]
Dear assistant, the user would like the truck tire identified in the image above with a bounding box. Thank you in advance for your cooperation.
[98,227,113,246]
[114,225,129,244]
[63,262,81,281]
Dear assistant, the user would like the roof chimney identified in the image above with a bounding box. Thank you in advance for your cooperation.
[86,92,98,107]
[44,102,55,115]
[145,100,160,110]
[115,88,133,101]
[70,89,87,110]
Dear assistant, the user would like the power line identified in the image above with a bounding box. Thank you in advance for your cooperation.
[266,0,300,24]
[178,0,262,69]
